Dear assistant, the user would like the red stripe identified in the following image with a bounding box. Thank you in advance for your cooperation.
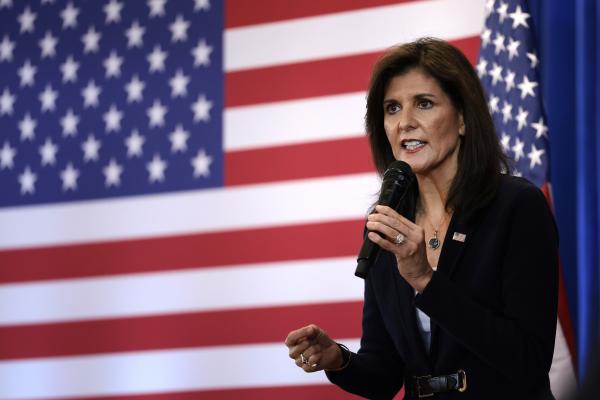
[225,36,481,107]
[0,219,364,283]
[226,52,379,107]
[541,183,577,368]
[51,384,368,400]
[0,302,362,360]
[225,0,416,28]
[225,137,373,186]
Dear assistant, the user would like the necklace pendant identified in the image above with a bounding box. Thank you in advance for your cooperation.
[428,231,440,250]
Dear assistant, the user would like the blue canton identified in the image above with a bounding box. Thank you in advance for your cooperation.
[478,0,549,187]
[0,0,223,207]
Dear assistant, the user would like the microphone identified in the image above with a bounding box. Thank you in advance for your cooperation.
[354,160,414,279]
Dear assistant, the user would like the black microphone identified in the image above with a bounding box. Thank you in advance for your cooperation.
[354,160,414,279]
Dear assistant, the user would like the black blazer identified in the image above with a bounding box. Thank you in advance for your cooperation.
[327,175,558,399]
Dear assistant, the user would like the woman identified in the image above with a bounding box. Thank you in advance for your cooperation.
[285,38,558,399]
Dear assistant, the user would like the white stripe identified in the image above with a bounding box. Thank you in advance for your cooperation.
[0,339,361,399]
[225,92,366,151]
[0,173,379,250]
[0,257,363,325]
[225,0,485,71]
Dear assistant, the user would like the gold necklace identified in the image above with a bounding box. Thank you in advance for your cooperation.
[426,211,450,250]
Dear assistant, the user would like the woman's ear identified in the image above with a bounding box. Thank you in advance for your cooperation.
[459,114,465,136]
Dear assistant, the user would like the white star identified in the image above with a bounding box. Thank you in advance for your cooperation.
[515,107,529,131]
[500,132,511,153]
[103,158,123,187]
[0,141,16,169]
[18,113,36,140]
[501,101,513,123]
[488,95,500,114]
[125,20,145,48]
[125,129,145,157]
[60,109,79,137]
[192,39,212,67]
[125,75,145,103]
[61,2,79,29]
[18,166,37,195]
[169,15,190,42]
[492,32,505,55]
[103,105,123,133]
[147,153,167,182]
[510,5,530,29]
[476,58,488,78]
[504,69,516,92]
[60,55,79,83]
[191,149,212,178]
[18,60,36,86]
[147,45,167,73]
[512,138,525,161]
[169,124,189,152]
[528,144,545,169]
[506,38,520,60]
[0,35,15,62]
[169,69,189,97]
[0,0,12,9]
[18,6,36,33]
[82,80,101,108]
[531,117,549,139]
[82,134,101,162]
[104,0,123,24]
[147,0,167,17]
[194,0,210,11]
[147,99,168,128]
[39,85,58,112]
[0,88,15,115]
[513,169,523,177]
[39,137,59,166]
[103,50,123,78]
[527,52,539,69]
[192,94,213,122]
[39,31,58,58]
[484,0,495,16]
[82,26,101,53]
[489,63,503,86]
[497,1,509,22]
[60,163,79,191]
[480,28,491,48]
[517,75,538,99]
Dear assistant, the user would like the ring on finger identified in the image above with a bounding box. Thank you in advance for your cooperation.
[394,232,406,245]
[300,352,310,365]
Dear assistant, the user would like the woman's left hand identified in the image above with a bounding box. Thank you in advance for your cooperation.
[366,205,433,292]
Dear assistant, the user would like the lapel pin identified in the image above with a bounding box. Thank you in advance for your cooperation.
[452,232,466,242]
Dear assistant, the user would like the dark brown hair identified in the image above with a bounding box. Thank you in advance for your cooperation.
[366,37,508,218]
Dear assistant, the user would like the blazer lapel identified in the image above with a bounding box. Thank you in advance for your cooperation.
[428,210,476,359]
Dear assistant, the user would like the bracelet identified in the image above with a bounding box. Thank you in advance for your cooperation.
[324,343,352,372]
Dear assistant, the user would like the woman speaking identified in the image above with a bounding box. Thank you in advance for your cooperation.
[285,38,558,399]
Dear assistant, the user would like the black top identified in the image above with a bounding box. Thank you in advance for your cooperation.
[326,174,558,400]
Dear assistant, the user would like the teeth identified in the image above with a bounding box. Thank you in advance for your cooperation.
[403,140,425,150]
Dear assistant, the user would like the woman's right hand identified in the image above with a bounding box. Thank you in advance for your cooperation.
[285,324,343,372]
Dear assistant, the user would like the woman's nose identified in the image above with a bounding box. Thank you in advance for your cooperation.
[397,109,416,132]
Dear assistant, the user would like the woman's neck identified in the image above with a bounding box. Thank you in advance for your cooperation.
[415,172,453,220]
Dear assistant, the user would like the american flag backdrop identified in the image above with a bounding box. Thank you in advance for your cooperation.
[0,0,573,399]
[478,0,576,398]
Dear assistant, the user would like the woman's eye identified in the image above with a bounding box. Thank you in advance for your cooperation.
[417,100,433,109]
[386,104,400,113]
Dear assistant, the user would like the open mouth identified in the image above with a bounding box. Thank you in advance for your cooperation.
[401,139,427,151]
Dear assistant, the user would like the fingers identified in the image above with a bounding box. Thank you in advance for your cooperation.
[293,343,322,372]
[285,324,319,349]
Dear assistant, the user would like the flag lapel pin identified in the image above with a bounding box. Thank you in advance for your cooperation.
[452,232,466,242]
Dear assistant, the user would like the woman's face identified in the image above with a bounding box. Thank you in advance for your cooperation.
[383,68,464,177]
